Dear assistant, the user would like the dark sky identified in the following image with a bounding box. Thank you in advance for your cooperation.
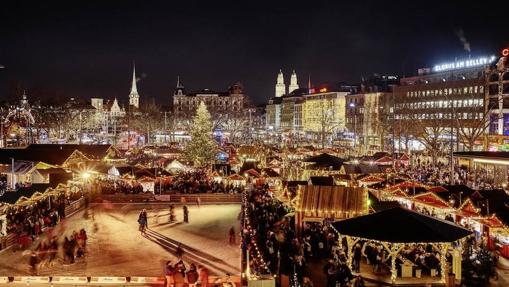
[0,0,508,106]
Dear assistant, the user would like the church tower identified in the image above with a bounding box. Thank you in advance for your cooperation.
[129,63,140,109]
[275,69,286,97]
[289,70,299,94]
[174,76,185,96]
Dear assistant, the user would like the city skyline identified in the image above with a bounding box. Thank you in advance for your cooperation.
[1,0,508,105]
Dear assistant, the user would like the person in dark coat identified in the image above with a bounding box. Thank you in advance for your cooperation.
[183,206,189,223]
[186,263,199,286]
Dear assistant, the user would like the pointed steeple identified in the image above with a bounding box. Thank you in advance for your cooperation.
[129,62,140,109]
[289,70,299,94]
[174,76,185,96]
[131,63,138,95]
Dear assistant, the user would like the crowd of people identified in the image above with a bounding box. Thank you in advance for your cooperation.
[164,170,242,194]
[95,170,244,195]
[244,182,369,287]
[30,228,88,273]
[164,261,218,287]
[6,195,66,239]
[96,179,144,194]
[401,157,499,190]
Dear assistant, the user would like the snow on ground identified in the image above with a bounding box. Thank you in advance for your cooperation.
[0,203,241,277]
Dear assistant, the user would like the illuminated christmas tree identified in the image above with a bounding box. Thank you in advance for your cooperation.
[184,101,218,167]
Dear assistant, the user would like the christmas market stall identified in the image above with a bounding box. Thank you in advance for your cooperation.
[332,207,472,285]
[294,184,368,234]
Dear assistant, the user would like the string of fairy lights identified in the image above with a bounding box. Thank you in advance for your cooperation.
[242,189,271,275]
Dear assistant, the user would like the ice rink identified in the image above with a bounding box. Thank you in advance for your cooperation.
[0,203,241,277]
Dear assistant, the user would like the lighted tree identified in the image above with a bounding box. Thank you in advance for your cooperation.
[184,101,218,166]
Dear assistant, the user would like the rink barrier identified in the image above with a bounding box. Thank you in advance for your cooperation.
[13,276,50,284]
[129,276,165,284]
[96,193,242,204]
[89,276,127,284]
[0,277,8,283]
[51,276,89,284]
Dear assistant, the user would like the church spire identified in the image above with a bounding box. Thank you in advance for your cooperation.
[275,69,286,97]
[289,69,299,94]
[129,62,140,109]
[131,63,138,95]
[174,76,185,96]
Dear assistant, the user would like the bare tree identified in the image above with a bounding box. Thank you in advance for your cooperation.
[453,95,495,151]
[409,113,448,166]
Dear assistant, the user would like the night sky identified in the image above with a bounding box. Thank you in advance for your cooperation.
[0,0,507,106]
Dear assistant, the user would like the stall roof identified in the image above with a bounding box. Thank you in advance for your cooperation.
[309,176,335,186]
[0,144,112,165]
[303,153,344,170]
[0,184,51,204]
[454,151,509,160]
[332,207,472,243]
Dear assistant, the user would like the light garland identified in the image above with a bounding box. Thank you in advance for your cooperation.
[242,190,271,275]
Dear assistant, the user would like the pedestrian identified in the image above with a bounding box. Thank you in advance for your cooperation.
[138,209,148,235]
[351,275,365,287]
[353,243,361,273]
[228,227,236,244]
[198,265,209,287]
[169,205,176,222]
[186,263,199,287]
[183,206,189,223]
[29,250,38,274]
[176,243,184,259]
[174,260,186,287]
[302,277,314,287]
[164,261,175,287]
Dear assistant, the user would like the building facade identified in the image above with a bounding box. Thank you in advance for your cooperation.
[302,91,348,142]
[486,54,509,150]
[172,80,250,127]
[393,55,496,151]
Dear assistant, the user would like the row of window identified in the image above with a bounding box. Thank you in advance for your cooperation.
[395,112,483,120]
[176,100,242,106]
[406,86,484,98]
[395,98,483,110]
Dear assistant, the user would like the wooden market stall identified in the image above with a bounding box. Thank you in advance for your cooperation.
[294,184,368,234]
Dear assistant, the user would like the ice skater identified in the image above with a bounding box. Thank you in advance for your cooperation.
[169,205,176,222]
[183,205,189,223]
[138,209,148,235]
[228,227,236,244]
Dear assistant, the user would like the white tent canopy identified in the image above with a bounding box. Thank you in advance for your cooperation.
[165,160,190,173]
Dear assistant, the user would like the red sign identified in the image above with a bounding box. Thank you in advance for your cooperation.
[503,48,509,57]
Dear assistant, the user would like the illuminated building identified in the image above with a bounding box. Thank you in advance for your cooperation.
[265,96,282,131]
[393,55,496,151]
[486,51,509,150]
[302,90,348,141]
[345,75,398,153]
[275,69,286,98]
[266,69,300,132]
[172,80,250,126]
[280,88,306,135]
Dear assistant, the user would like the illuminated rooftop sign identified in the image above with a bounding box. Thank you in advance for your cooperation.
[433,55,497,72]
